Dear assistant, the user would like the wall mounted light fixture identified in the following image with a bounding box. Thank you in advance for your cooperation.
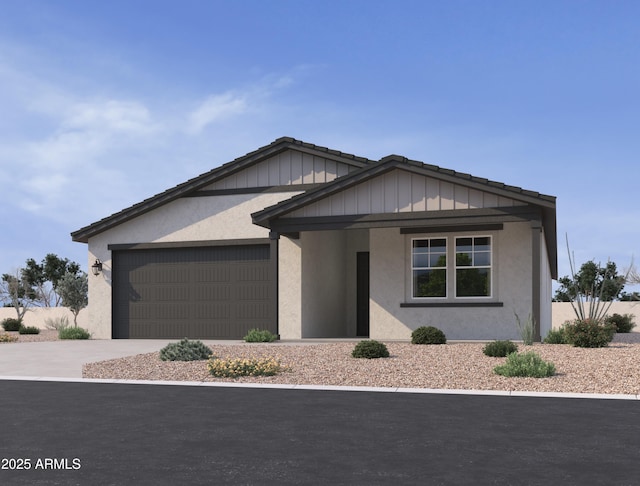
[91,259,103,276]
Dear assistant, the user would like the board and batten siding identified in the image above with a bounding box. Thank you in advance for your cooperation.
[204,150,356,190]
[284,169,519,218]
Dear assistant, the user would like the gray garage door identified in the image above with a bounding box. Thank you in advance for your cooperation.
[112,244,275,339]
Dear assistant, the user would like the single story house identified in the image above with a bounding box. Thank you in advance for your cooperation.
[72,137,557,341]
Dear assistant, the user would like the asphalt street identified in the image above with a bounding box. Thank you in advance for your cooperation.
[1,380,639,485]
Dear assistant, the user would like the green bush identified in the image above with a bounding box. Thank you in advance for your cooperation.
[58,327,91,340]
[18,325,40,335]
[159,338,213,361]
[411,326,447,345]
[483,340,518,357]
[243,328,277,343]
[543,328,568,344]
[1,318,22,332]
[493,351,556,378]
[563,318,615,348]
[605,313,636,333]
[351,340,390,359]
[207,357,282,377]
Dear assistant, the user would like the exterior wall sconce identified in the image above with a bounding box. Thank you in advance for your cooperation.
[91,259,103,276]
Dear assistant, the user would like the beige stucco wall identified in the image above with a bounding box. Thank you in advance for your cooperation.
[369,222,535,340]
[300,231,347,337]
[0,307,88,329]
[539,229,553,338]
[552,302,640,330]
[86,192,301,339]
[278,237,302,339]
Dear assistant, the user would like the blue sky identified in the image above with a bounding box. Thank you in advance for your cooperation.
[1,0,638,291]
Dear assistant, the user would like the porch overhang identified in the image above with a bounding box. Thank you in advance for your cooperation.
[254,205,557,279]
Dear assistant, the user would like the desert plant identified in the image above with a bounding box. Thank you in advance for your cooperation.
[543,328,568,344]
[515,312,535,345]
[1,318,23,332]
[58,326,91,340]
[0,333,18,343]
[483,340,518,357]
[159,338,213,361]
[351,340,390,359]
[207,357,283,377]
[563,318,615,348]
[18,325,40,335]
[243,328,277,343]
[605,313,636,333]
[44,315,69,331]
[56,271,88,326]
[493,351,556,378]
[563,235,630,323]
[411,326,446,345]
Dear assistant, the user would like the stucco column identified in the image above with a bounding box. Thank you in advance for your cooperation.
[531,221,542,341]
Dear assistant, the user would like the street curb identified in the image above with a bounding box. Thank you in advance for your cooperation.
[0,375,638,400]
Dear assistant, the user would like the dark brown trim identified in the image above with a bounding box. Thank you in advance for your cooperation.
[400,302,504,308]
[401,223,504,234]
[183,184,324,197]
[267,207,540,233]
[107,238,271,251]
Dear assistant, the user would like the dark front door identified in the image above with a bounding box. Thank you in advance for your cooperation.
[356,252,370,337]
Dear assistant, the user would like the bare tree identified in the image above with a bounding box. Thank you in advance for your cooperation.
[0,269,37,320]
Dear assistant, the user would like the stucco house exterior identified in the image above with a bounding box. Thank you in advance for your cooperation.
[72,137,557,341]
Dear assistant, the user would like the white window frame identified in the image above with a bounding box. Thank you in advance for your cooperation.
[454,235,493,299]
[411,237,448,299]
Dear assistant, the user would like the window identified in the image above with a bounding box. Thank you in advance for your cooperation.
[455,236,491,297]
[412,238,447,298]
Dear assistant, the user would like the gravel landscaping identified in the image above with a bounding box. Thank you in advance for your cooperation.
[78,333,640,395]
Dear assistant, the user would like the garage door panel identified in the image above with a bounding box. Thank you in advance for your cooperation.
[113,244,275,339]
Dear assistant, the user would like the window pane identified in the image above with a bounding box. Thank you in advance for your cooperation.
[456,268,490,297]
[414,269,446,297]
[413,240,429,249]
[474,251,491,266]
[456,238,472,252]
[474,237,490,252]
[456,252,472,266]
[413,254,429,268]
[431,238,446,250]
[430,253,446,267]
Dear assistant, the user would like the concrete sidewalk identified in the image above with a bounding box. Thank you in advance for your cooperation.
[0,340,242,377]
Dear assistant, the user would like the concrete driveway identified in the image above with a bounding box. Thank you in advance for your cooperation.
[0,339,242,378]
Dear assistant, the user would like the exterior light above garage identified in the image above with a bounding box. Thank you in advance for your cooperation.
[91,259,103,276]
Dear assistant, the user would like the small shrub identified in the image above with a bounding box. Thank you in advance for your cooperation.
[563,318,615,348]
[543,328,568,344]
[483,340,518,357]
[159,338,213,361]
[351,340,390,359]
[243,328,277,343]
[411,326,447,345]
[207,357,282,377]
[1,318,22,332]
[58,327,91,340]
[494,351,556,378]
[0,333,18,343]
[44,315,69,331]
[605,313,636,333]
[18,325,40,335]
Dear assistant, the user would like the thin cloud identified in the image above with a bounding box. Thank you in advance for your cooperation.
[187,92,248,134]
